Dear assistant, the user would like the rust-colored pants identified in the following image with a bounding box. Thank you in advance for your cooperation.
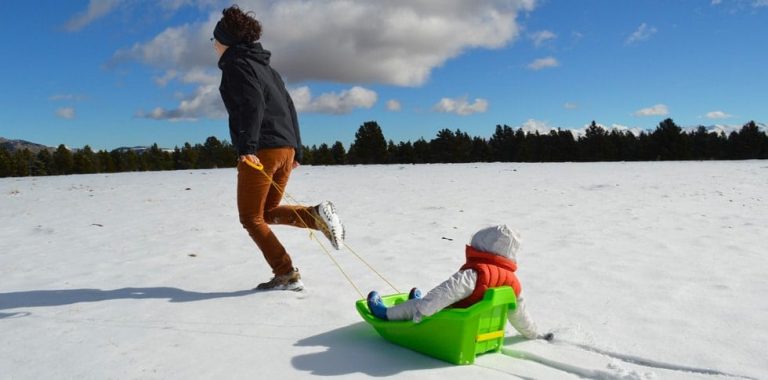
[237,147,320,275]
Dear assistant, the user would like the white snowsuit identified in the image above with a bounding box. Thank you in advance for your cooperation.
[385,225,540,339]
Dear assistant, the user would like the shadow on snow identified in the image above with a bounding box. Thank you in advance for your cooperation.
[0,287,254,318]
[292,322,451,376]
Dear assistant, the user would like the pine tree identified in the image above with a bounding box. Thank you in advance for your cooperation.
[300,145,314,165]
[489,125,517,162]
[454,129,473,163]
[34,149,53,176]
[52,144,74,175]
[412,138,430,164]
[470,136,491,162]
[0,148,13,177]
[397,141,416,164]
[555,129,578,161]
[314,143,333,165]
[512,129,527,161]
[579,121,607,161]
[73,145,98,174]
[143,144,173,171]
[430,129,456,163]
[121,150,141,171]
[386,140,398,164]
[348,121,387,164]
[175,143,199,169]
[199,137,223,169]
[516,131,540,162]
[690,126,725,160]
[651,118,687,160]
[330,141,346,165]
[219,140,237,167]
[97,150,116,172]
[538,130,557,162]
[728,121,764,159]
[12,149,34,177]
[605,130,624,161]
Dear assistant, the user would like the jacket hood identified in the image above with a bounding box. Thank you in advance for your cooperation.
[218,42,271,69]
[469,224,521,261]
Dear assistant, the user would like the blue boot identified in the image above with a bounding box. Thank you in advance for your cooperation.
[367,291,388,320]
[408,287,422,300]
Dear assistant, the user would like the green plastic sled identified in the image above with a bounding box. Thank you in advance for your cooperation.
[356,286,517,365]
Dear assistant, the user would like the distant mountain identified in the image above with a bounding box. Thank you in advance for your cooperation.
[1,140,176,155]
[570,121,767,138]
[519,121,767,139]
[113,146,152,154]
[0,137,53,153]
[682,122,767,136]
[113,146,175,154]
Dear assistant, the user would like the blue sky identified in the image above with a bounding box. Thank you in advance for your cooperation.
[1,0,766,151]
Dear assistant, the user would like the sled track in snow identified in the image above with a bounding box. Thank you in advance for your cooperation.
[496,340,758,380]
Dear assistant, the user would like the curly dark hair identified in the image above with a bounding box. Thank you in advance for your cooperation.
[220,5,262,42]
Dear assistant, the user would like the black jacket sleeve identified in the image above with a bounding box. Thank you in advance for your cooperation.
[288,95,303,162]
[222,59,265,156]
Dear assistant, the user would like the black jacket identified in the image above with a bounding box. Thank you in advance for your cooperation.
[218,42,302,161]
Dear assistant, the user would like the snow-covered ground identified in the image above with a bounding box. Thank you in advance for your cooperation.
[1,161,766,379]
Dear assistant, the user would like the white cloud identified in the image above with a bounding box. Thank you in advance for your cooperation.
[705,110,734,119]
[570,122,646,138]
[65,0,122,32]
[65,0,219,31]
[564,102,578,110]
[159,0,219,10]
[386,100,402,112]
[50,94,87,102]
[290,86,377,115]
[136,68,224,120]
[154,70,179,87]
[176,68,219,86]
[608,123,646,137]
[56,107,76,120]
[113,1,535,86]
[527,57,559,70]
[693,123,767,136]
[626,23,658,45]
[433,97,488,116]
[112,1,536,120]
[633,104,669,117]
[530,30,557,47]
[111,24,214,72]
[137,84,223,121]
[520,119,552,134]
[709,0,768,9]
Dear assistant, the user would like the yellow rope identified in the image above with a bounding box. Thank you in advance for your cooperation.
[341,242,400,294]
[245,160,396,298]
[309,234,365,298]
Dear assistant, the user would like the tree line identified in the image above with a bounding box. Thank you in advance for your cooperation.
[0,137,236,177]
[1,118,766,178]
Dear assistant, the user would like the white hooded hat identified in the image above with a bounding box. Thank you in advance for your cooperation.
[470,224,521,261]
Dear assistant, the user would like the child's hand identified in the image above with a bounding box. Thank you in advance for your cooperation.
[539,332,554,341]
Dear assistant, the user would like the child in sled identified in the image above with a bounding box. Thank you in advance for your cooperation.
[367,224,552,340]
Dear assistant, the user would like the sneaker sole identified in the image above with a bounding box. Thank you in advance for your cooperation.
[318,201,345,250]
[253,279,304,292]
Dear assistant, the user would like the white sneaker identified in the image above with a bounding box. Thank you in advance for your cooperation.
[313,201,345,250]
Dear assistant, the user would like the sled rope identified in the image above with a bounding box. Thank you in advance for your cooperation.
[341,242,401,294]
[245,160,399,297]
